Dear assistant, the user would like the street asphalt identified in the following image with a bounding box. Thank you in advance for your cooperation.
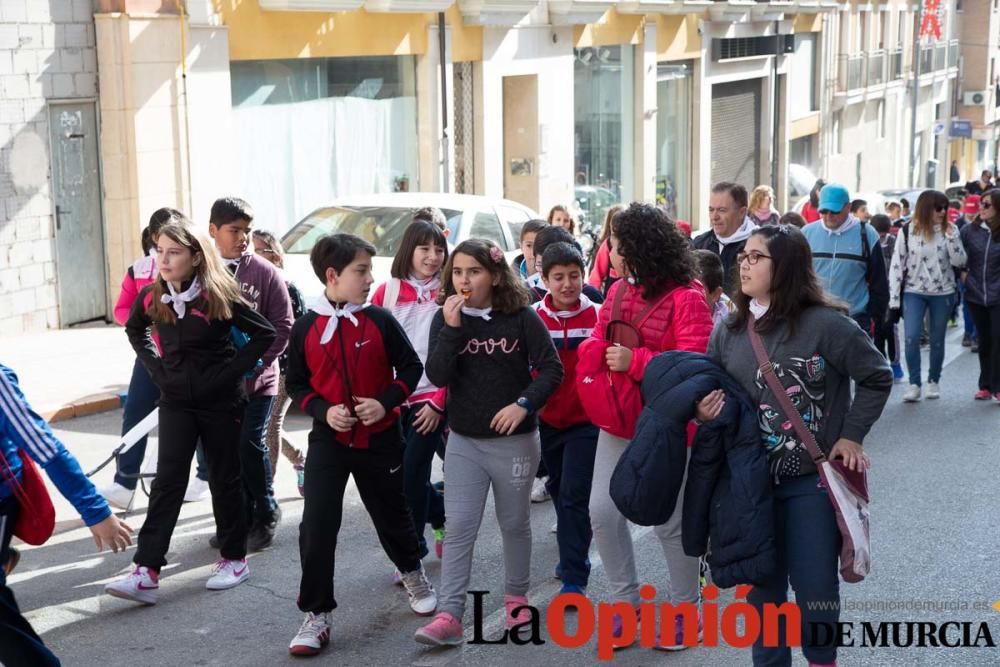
[8,327,1000,666]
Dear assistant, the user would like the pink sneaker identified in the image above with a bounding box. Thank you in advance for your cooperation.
[414,612,463,646]
[504,595,531,629]
[975,389,992,400]
[104,566,159,605]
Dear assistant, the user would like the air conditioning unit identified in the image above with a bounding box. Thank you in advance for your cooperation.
[964,90,988,106]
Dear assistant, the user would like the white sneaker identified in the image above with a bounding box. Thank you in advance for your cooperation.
[530,477,551,503]
[400,566,438,616]
[205,558,250,590]
[104,566,159,605]
[903,384,922,402]
[925,382,941,399]
[184,477,210,503]
[100,482,135,511]
[550,521,558,534]
[289,612,331,656]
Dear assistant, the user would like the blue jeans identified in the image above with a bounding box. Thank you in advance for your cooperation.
[115,359,161,490]
[749,474,841,667]
[241,395,277,524]
[902,292,954,386]
[960,281,977,340]
[400,405,446,557]
[0,497,61,666]
[540,422,599,587]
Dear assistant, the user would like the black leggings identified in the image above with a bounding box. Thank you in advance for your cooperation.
[967,302,1000,392]
[134,403,248,569]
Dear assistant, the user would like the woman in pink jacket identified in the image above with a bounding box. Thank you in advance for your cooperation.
[581,203,713,650]
[100,208,181,510]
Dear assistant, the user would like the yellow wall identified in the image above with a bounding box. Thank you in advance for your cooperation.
[214,1,433,60]
[574,8,643,48]
[447,4,482,63]
[656,14,699,62]
[793,13,822,33]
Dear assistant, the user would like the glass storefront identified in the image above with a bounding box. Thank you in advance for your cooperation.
[655,62,693,221]
[574,45,634,234]
[230,56,419,234]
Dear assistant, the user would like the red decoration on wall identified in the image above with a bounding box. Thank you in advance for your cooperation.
[919,0,942,41]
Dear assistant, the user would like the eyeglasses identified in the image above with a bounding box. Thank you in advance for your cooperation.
[934,205,947,213]
[982,202,993,210]
[818,209,837,215]
[255,248,278,256]
[736,251,772,266]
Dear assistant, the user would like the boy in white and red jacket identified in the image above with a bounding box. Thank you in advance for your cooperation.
[531,242,601,595]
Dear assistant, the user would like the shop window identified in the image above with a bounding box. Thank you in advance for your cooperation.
[574,45,634,235]
[656,63,692,221]
[229,55,420,235]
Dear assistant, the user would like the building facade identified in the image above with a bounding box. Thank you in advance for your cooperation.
[951,0,1000,183]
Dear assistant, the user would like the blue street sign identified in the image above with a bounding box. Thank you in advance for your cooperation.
[950,120,973,138]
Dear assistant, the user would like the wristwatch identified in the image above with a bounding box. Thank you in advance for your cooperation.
[515,396,535,414]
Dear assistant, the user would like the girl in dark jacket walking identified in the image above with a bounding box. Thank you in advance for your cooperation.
[697,225,892,667]
[105,217,276,605]
[961,188,1000,401]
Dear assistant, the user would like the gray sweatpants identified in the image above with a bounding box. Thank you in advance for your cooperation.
[589,430,700,606]
[437,430,540,619]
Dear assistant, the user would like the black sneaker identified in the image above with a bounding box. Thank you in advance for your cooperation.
[248,506,282,552]
[209,534,220,549]
[962,334,972,347]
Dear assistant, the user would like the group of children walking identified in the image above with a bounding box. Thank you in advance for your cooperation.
[87,197,892,667]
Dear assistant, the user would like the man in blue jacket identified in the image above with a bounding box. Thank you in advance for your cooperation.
[1,363,133,666]
[801,184,889,335]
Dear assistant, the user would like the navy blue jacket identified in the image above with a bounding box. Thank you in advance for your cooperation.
[610,351,776,588]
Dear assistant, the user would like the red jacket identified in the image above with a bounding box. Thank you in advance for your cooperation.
[531,293,600,430]
[593,279,713,384]
[801,201,821,224]
[587,239,619,291]
[285,305,423,449]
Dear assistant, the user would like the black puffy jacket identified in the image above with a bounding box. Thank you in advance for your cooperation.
[610,351,776,589]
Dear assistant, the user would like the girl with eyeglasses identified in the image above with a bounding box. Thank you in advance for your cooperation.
[697,225,892,666]
[887,190,968,402]
[960,189,1000,402]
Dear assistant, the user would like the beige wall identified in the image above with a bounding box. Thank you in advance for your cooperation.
[95,13,233,297]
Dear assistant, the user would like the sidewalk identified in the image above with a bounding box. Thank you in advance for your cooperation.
[4,322,134,422]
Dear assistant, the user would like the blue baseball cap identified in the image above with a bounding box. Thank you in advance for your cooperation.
[818,184,851,213]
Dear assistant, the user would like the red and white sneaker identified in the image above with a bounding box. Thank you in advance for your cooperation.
[504,595,531,629]
[205,558,250,590]
[104,566,159,605]
[414,612,463,646]
[289,612,331,656]
[975,389,992,400]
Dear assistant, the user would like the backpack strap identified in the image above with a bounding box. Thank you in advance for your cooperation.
[860,221,872,283]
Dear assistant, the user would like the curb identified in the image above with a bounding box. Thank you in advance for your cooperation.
[41,393,126,424]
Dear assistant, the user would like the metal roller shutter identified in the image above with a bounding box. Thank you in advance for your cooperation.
[711,79,762,190]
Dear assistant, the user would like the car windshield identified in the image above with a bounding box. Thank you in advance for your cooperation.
[283,206,462,256]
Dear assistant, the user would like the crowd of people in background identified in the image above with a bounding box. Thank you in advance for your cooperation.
[2,169,998,667]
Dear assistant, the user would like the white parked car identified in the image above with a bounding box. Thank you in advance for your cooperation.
[280,193,539,300]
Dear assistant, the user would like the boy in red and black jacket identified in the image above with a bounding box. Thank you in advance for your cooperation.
[285,233,436,657]
[530,242,601,596]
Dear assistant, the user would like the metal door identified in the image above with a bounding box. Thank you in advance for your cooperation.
[711,79,762,191]
[48,102,107,325]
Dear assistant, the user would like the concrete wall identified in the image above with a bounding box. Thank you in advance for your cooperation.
[0,0,98,336]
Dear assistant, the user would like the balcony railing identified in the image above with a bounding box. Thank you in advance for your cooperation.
[889,48,903,80]
[919,44,934,73]
[837,53,865,92]
[867,50,886,86]
[934,42,947,71]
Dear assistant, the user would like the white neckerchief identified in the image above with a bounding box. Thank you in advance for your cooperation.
[820,214,860,237]
[160,277,202,319]
[716,216,758,249]
[538,293,593,320]
[461,306,492,321]
[749,298,770,320]
[406,275,441,304]
[310,297,368,344]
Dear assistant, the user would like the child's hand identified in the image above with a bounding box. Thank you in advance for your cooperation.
[695,389,725,423]
[605,344,632,372]
[90,515,134,553]
[354,397,387,426]
[443,294,464,328]
[829,438,869,472]
[413,403,442,435]
[491,403,528,435]
[326,404,357,432]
